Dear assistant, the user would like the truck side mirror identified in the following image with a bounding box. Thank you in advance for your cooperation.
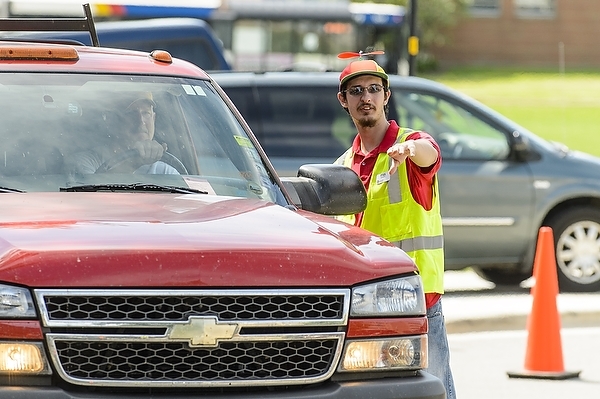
[280,164,367,216]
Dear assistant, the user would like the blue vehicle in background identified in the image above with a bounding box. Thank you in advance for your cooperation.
[3,17,232,71]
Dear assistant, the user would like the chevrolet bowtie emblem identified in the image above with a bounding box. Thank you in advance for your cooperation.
[168,316,238,347]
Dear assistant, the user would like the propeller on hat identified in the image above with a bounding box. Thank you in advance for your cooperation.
[337,50,385,60]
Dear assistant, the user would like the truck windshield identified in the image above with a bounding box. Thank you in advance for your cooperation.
[0,73,280,203]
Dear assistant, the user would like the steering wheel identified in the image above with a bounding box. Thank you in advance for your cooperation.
[96,149,188,174]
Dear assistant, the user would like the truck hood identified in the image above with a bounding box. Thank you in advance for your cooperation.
[0,193,415,288]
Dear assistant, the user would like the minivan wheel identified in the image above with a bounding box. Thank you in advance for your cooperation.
[546,207,600,293]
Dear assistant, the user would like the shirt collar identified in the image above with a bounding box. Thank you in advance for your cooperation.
[352,120,400,156]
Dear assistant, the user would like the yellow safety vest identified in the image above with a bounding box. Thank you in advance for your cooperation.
[335,129,445,294]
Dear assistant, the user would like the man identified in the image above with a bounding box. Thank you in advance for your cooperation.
[65,91,178,174]
[334,54,456,399]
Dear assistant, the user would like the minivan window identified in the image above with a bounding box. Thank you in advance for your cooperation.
[394,91,510,161]
[257,87,353,158]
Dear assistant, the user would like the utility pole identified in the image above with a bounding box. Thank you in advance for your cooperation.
[408,0,418,76]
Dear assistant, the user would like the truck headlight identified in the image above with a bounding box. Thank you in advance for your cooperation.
[0,284,36,318]
[351,275,425,317]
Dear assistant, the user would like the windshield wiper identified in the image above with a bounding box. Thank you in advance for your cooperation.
[59,183,208,194]
[0,186,25,193]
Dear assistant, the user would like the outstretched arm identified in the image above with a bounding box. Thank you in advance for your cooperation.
[387,139,438,175]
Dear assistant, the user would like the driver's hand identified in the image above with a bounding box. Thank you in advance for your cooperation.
[132,140,167,164]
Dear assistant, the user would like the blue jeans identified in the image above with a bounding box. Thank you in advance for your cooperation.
[426,299,456,399]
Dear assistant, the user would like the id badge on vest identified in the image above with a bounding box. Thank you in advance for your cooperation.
[376,171,391,185]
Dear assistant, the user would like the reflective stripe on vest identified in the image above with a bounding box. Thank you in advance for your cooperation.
[387,149,441,251]
[392,235,444,252]
[387,156,401,204]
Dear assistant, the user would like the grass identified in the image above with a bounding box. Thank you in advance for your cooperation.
[421,67,600,157]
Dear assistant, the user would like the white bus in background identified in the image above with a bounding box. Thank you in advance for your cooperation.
[209,0,407,74]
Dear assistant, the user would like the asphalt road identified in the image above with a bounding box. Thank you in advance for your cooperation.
[442,269,600,399]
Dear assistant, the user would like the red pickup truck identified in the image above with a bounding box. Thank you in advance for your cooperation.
[0,6,444,399]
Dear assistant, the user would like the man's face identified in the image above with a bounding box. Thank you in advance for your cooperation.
[122,100,155,144]
[338,75,389,128]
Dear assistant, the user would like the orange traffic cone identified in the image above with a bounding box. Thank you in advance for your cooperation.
[528,226,559,298]
[507,227,580,380]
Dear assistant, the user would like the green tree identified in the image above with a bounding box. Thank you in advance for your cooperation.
[353,0,468,70]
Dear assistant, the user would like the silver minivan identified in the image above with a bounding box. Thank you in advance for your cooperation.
[214,71,600,293]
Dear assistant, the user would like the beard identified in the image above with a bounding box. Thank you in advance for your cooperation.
[356,115,378,128]
[353,102,382,128]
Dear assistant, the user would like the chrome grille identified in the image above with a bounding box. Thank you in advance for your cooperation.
[35,289,349,388]
[52,338,338,382]
[42,293,344,321]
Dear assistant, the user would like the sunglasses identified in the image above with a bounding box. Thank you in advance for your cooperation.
[343,84,385,96]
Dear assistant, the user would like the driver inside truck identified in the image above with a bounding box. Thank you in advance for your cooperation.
[64,91,179,175]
